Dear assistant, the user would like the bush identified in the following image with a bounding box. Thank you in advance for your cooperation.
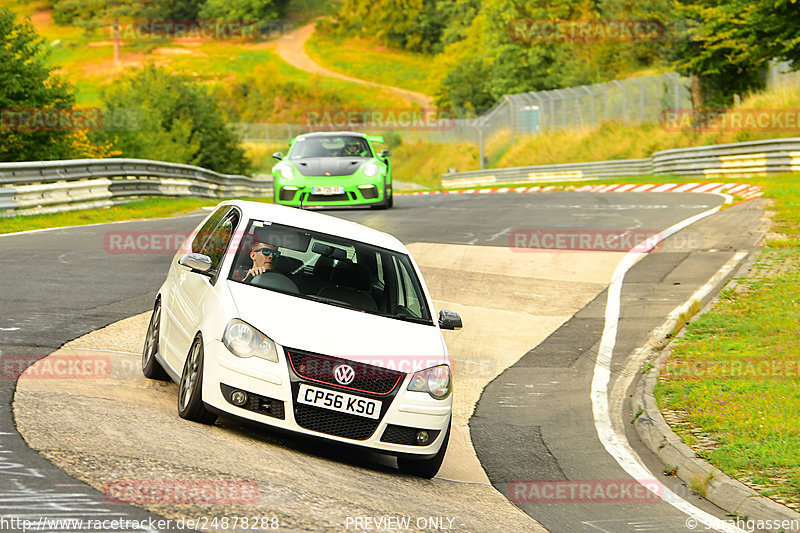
[0,8,78,162]
[93,65,250,174]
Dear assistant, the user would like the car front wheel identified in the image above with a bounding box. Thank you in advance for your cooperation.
[178,335,217,424]
[397,421,450,478]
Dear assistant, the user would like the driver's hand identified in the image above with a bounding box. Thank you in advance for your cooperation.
[246,265,268,279]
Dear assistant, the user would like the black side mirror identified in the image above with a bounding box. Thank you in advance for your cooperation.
[380,149,391,159]
[272,152,283,161]
[438,309,462,330]
[178,253,213,273]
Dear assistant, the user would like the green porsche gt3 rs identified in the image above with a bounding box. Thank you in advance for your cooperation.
[271,132,393,209]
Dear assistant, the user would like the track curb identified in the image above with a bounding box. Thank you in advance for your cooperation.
[400,182,763,200]
[630,247,800,532]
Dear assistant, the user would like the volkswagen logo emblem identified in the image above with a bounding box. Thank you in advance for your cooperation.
[333,364,355,385]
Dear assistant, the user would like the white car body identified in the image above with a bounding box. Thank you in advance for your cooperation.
[149,200,456,470]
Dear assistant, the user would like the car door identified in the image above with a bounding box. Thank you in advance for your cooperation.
[161,206,227,366]
[166,207,239,373]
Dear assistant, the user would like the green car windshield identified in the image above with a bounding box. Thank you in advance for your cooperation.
[288,135,372,159]
[229,219,433,325]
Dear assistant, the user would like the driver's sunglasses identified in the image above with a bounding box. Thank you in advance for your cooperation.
[256,248,281,259]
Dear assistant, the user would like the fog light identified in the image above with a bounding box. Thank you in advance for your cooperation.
[416,430,430,445]
[231,390,248,406]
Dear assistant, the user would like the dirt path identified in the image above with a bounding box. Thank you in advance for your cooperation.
[276,23,433,108]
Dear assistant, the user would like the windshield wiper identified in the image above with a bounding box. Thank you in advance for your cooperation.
[377,313,433,325]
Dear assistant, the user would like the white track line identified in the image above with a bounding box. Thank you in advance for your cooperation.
[591,202,747,533]
[0,212,206,239]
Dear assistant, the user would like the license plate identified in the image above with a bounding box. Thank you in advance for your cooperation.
[297,384,380,419]
[312,186,345,195]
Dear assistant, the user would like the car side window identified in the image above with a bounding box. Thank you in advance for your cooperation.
[200,211,239,272]
[390,256,423,317]
[191,207,228,253]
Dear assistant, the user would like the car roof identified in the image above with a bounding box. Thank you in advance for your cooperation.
[219,200,407,253]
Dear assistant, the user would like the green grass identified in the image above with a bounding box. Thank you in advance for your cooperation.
[305,29,436,96]
[1,0,408,112]
[0,196,270,234]
[655,174,800,510]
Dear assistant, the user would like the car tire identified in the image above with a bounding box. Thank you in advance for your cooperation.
[142,300,169,381]
[397,421,450,479]
[387,186,393,208]
[372,181,391,210]
[177,335,217,425]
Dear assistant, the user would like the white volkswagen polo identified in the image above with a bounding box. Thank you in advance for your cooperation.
[142,200,461,477]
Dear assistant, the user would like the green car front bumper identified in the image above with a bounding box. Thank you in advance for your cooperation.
[274,179,390,207]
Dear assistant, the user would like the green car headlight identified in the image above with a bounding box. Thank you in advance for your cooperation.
[408,364,451,399]
[277,163,294,180]
[363,161,379,177]
[222,319,278,362]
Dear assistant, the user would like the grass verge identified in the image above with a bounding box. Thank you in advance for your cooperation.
[305,29,435,96]
[654,173,800,510]
[0,196,270,235]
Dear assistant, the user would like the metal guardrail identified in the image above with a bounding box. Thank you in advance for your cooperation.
[0,158,272,215]
[442,159,652,188]
[442,137,800,187]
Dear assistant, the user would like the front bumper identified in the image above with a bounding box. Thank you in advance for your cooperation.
[275,182,389,207]
[202,339,451,457]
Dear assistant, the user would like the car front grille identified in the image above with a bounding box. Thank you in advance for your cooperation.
[359,186,379,199]
[285,349,405,395]
[278,187,297,201]
[293,404,379,440]
[306,193,353,202]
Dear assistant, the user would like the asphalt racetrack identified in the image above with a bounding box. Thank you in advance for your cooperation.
[0,191,764,532]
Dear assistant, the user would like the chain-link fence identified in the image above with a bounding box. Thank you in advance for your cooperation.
[768,61,800,89]
[232,67,799,156]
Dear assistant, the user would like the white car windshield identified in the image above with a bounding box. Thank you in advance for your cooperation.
[229,219,433,324]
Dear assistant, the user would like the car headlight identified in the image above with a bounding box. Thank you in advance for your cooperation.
[362,161,379,177]
[276,164,294,180]
[222,319,278,362]
[407,364,451,399]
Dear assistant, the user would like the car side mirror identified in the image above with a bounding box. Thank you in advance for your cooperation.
[272,152,283,161]
[380,149,391,159]
[438,310,462,330]
[178,253,213,273]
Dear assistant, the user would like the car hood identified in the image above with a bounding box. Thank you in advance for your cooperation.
[227,282,447,371]
[292,157,368,177]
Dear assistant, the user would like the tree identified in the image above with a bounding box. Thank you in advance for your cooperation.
[199,0,289,27]
[746,0,800,68]
[669,0,768,108]
[0,8,77,161]
[93,66,250,174]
